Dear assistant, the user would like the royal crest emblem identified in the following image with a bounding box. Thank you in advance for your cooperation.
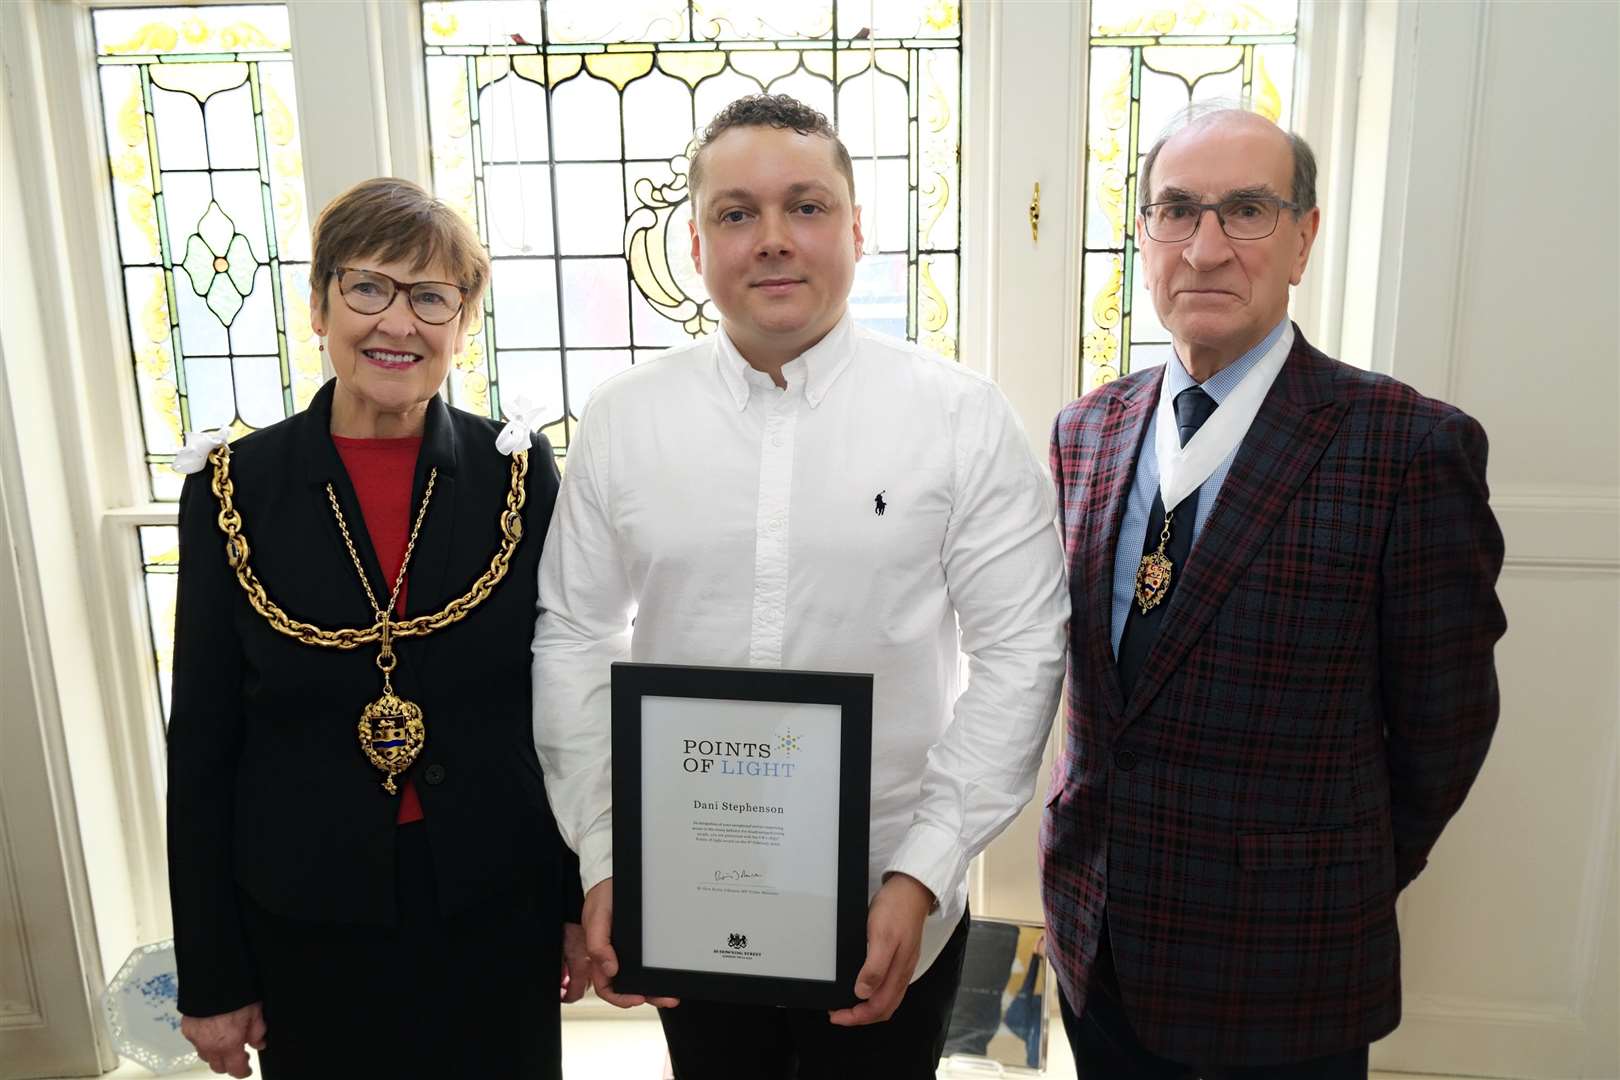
[357,691,426,794]
[727,933,748,950]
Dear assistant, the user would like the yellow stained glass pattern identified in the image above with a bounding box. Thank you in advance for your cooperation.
[98,5,292,57]
[94,6,312,498]
[423,0,963,455]
[1077,0,1297,394]
[1092,0,1295,37]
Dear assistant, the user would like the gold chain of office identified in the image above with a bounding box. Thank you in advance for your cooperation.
[206,443,529,650]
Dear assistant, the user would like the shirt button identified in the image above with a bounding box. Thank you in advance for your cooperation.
[423,763,447,785]
[1113,750,1137,773]
[770,517,783,531]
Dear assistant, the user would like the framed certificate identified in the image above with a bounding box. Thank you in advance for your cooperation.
[611,661,872,1009]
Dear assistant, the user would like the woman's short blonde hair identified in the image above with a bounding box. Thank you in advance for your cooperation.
[310,178,490,324]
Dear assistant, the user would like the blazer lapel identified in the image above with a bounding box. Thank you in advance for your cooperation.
[1121,340,1346,725]
[1081,368,1163,724]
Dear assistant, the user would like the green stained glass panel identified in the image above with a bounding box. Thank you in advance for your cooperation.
[560,259,632,347]
[623,67,696,159]
[555,164,629,255]
[484,165,558,256]
[1078,0,1297,393]
[227,266,277,355]
[493,259,562,348]
[837,68,910,157]
[94,4,311,494]
[852,157,910,255]
[423,0,963,447]
[550,73,624,160]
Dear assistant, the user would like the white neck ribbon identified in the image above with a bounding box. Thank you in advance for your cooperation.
[1154,324,1294,514]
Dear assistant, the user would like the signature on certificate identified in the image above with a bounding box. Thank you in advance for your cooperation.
[713,868,765,882]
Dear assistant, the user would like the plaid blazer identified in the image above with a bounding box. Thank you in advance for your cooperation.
[1039,330,1506,1066]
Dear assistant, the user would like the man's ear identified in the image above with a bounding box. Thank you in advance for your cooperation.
[689,216,702,274]
[1289,206,1321,286]
[851,205,865,263]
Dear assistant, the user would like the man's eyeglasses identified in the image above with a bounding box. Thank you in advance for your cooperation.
[333,267,467,325]
[1139,196,1302,243]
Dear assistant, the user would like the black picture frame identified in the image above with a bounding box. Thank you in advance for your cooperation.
[611,661,873,1009]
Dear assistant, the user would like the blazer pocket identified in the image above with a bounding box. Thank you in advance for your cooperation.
[1236,823,1387,871]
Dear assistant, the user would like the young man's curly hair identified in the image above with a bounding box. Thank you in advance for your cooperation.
[688,94,857,204]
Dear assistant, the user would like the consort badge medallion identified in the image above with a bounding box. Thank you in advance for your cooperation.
[357,692,426,794]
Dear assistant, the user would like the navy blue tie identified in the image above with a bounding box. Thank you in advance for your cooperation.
[1116,386,1217,698]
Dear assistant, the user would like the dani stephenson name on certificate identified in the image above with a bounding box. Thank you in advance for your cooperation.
[640,696,842,981]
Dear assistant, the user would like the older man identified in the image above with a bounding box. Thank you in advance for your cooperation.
[1041,105,1506,1078]
[534,93,1067,1078]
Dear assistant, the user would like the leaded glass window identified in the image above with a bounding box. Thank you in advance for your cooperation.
[94,5,318,502]
[138,526,180,716]
[421,0,963,457]
[1079,0,1298,393]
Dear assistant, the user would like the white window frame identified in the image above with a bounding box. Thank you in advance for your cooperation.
[6,0,1370,995]
[10,0,412,962]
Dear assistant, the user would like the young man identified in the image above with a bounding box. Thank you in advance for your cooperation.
[532,94,1067,1078]
[1043,105,1506,1078]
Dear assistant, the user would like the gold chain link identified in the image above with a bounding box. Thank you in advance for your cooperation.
[207,444,529,650]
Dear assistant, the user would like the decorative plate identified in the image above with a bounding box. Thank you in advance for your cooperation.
[102,939,200,1074]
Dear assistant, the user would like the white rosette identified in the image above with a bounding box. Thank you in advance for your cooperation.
[172,427,230,474]
[495,394,548,455]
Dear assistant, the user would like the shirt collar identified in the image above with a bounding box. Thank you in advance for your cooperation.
[1163,317,1289,405]
[714,312,857,411]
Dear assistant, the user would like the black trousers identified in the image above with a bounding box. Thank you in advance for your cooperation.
[658,912,971,1080]
[1058,917,1368,1080]
[244,823,563,1080]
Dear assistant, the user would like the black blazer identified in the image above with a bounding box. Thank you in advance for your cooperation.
[167,380,579,1017]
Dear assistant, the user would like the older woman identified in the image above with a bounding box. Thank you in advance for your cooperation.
[168,178,584,1079]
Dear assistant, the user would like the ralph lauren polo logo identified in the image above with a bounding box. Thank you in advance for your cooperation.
[874,491,887,516]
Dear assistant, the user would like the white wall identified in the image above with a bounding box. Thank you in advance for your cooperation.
[1355,2,1619,1076]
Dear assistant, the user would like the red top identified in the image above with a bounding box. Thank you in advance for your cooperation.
[332,435,426,825]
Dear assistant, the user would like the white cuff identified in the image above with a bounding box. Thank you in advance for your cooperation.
[578,820,614,895]
[885,821,968,910]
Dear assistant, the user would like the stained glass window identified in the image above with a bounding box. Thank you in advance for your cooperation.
[94,6,319,502]
[138,526,180,718]
[1079,0,1298,393]
[422,0,963,457]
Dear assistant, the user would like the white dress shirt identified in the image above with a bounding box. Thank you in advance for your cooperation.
[532,314,1068,977]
